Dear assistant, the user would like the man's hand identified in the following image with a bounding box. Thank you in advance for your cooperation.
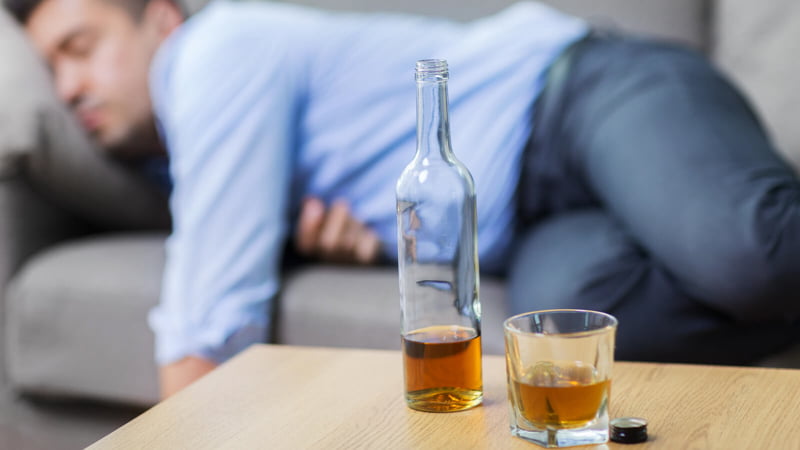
[295,197,381,264]
[159,356,217,399]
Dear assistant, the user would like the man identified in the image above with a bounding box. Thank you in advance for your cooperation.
[6,0,800,398]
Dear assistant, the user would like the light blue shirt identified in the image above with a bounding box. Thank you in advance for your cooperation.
[147,0,588,365]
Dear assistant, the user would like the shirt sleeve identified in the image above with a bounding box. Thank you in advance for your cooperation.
[147,25,298,365]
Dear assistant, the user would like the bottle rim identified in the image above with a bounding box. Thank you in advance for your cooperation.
[416,59,449,81]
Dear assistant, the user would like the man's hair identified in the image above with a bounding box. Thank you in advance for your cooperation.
[3,0,178,24]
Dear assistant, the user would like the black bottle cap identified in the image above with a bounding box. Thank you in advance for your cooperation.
[610,417,648,444]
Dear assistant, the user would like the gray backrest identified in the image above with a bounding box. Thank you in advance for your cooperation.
[713,0,800,170]
[182,0,710,49]
[285,0,708,49]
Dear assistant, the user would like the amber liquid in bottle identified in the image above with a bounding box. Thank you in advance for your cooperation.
[402,325,483,412]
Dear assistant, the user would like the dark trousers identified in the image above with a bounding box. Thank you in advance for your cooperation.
[510,35,800,365]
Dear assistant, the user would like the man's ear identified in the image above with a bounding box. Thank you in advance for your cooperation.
[142,0,184,40]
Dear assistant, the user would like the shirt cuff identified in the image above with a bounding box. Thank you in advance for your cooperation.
[148,303,271,365]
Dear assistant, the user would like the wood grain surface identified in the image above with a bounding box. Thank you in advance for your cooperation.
[91,344,800,449]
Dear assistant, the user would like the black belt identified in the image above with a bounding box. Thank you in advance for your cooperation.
[517,32,598,227]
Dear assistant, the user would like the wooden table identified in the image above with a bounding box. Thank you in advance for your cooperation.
[91,344,800,449]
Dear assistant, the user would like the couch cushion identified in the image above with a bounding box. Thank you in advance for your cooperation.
[0,9,169,230]
[276,266,509,355]
[5,234,166,406]
[0,9,52,176]
[712,0,800,171]
[6,232,508,404]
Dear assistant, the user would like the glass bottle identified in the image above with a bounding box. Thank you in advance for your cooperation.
[396,59,482,412]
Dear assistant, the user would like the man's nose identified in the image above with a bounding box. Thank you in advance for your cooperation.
[54,62,86,107]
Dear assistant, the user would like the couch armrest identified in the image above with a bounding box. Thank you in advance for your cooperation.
[0,175,90,383]
[0,176,90,287]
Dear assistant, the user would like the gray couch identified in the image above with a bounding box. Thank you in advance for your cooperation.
[3,0,800,417]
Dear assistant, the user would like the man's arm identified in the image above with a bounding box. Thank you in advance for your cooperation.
[148,24,298,397]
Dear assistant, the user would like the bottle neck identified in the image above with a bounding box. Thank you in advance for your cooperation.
[416,77,454,162]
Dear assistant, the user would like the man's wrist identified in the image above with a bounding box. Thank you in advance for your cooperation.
[159,355,218,399]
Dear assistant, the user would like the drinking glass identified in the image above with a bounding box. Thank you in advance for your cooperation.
[504,309,617,447]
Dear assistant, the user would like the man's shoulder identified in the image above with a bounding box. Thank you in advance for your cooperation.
[151,2,313,96]
[149,2,312,129]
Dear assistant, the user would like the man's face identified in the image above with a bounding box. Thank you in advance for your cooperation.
[26,0,172,156]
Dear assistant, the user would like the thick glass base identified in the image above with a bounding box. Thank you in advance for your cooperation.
[510,416,609,448]
[405,388,483,412]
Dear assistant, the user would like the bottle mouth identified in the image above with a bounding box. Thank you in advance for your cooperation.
[416,59,449,82]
